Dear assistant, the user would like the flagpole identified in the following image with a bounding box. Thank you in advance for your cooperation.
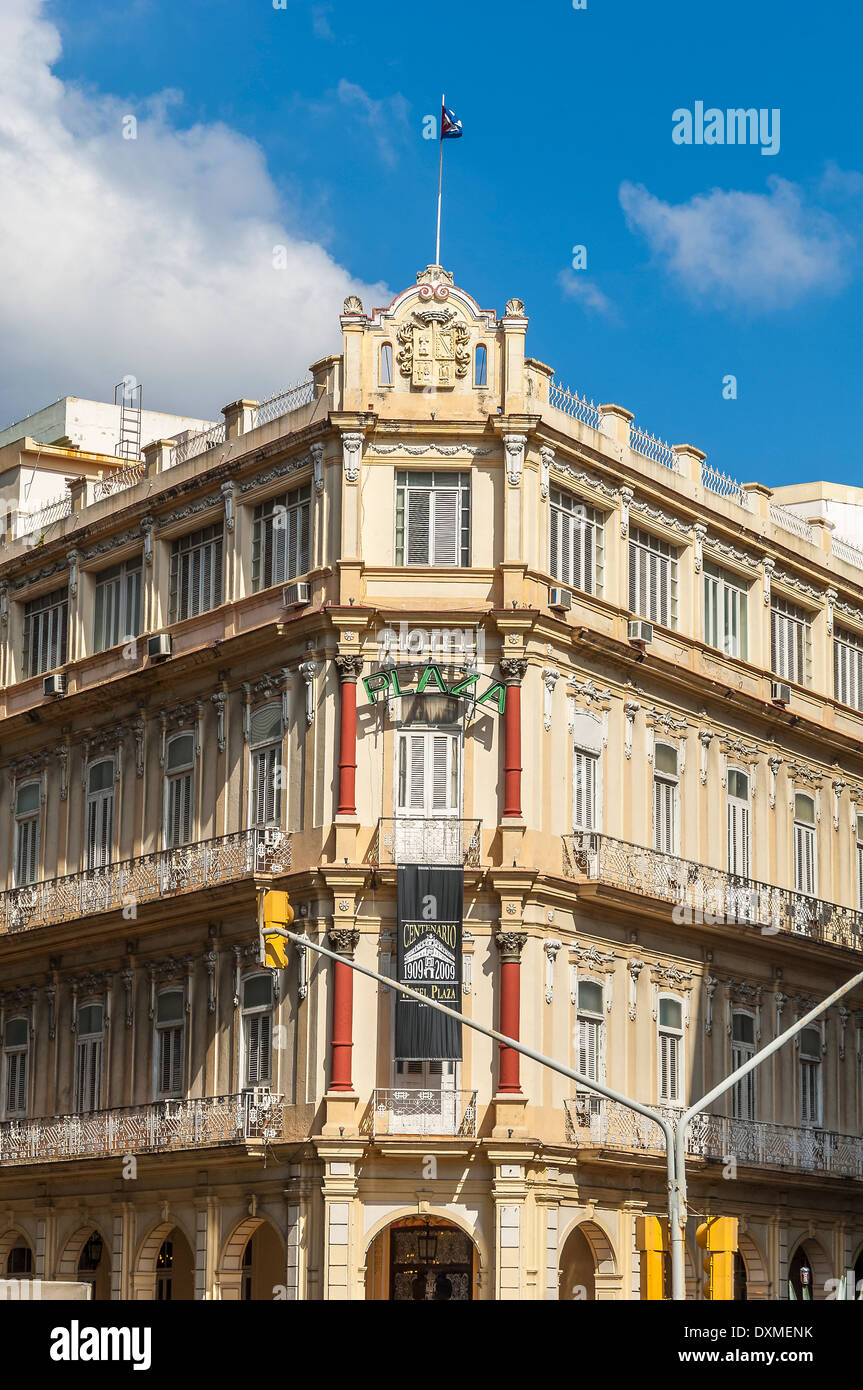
[435,92,444,265]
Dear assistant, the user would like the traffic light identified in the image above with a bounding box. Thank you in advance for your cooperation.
[696,1217,738,1300]
[262,890,294,968]
[635,1215,668,1300]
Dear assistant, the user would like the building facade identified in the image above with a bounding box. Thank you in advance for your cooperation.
[0,264,862,1300]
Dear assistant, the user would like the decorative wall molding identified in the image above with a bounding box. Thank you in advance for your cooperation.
[367,442,492,457]
[624,700,640,760]
[628,495,692,536]
[503,433,526,487]
[156,493,221,529]
[341,432,363,483]
[239,451,315,493]
[543,939,562,1003]
[540,446,553,500]
[548,458,617,503]
[542,667,560,731]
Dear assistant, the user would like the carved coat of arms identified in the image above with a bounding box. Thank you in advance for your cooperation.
[396,305,470,388]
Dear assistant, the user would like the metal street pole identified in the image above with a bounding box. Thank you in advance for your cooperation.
[267,925,863,1302]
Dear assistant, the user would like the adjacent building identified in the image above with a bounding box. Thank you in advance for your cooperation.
[0,264,862,1300]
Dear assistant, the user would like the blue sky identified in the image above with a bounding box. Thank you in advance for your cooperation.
[3,0,861,488]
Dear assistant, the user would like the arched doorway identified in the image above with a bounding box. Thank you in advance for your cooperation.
[57,1226,111,1301]
[365,1216,478,1301]
[559,1220,617,1300]
[788,1240,831,1300]
[136,1223,194,1300]
[219,1218,284,1300]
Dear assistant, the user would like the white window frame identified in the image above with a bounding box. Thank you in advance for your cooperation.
[240,974,274,1090]
[394,470,470,568]
[22,586,69,677]
[726,767,751,880]
[2,1015,29,1118]
[249,703,284,830]
[85,757,115,872]
[629,528,678,629]
[834,626,863,711]
[168,523,224,623]
[576,978,605,1086]
[793,792,817,899]
[474,343,488,388]
[154,988,185,1100]
[731,1010,756,1120]
[703,561,748,659]
[379,341,394,387]
[251,484,312,592]
[653,742,680,857]
[395,726,462,818]
[799,1026,823,1127]
[572,745,600,832]
[13,779,41,887]
[771,595,811,686]
[657,994,684,1104]
[74,1001,105,1114]
[164,733,195,850]
[549,488,604,596]
[93,557,142,654]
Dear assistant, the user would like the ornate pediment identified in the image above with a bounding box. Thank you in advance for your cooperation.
[396,302,470,388]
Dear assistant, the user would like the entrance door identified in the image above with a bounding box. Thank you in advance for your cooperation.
[389,1222,474,1301]
[390,1059,458,1136]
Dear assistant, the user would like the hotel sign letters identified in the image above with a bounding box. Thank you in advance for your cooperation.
[363,663,507,714]
[396,865,463,1060]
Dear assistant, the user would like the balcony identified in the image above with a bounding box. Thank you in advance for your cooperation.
[366,1088,478,1140]
[0,829,292,934]
[0,1092,285,1166]
[564,1096,863,1179]
[369,818,482,868]
[562,832,863,952]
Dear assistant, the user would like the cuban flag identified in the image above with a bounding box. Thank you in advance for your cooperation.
[441,102,463,138]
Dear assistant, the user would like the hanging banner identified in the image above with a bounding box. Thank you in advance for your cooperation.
[396,864,463,1060]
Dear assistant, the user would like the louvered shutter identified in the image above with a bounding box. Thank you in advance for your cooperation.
[794,824,816,897]
[573,749,596,831]
[407,490,431,565]
[430,735,450,812]
[857,842,863,909]
[578,1017,600,1081]
[6,1051,26,1114]
[159,1027,184,1095]
[660,1032,679,1101]
[732,1044,756,1119]
[168,773,193,848]
[727,797,750,878]
[245,1014,273,1086]
[654,777,677,855]
[432,489,458,566]
[407,735,426,810]
[75,1036,102,1113]
[16,818,39,886]
[549,507,560,580]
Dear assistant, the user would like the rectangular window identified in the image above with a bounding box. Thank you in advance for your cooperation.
[704,562,748,659]
[155,991,185,1099]
[793,794,817,898]
[549,489,603,595]
[577,980,604,1084]
[658,997,683,1103]
[653,745,679,856]
[242,976,274,1089]
[396,730,460,815]
[14,781,40,887]
[74,1005,104,1113]
[799,1029,822,1126]
[85,760,115,871]
[731,1013,756,1120]
[165,734,195,849]
[771,596,810,686]
[22,587,68,677]
[168,524,223,623]
[93,559,142,653]
[834,627,863,711]
[2,1018,28,1118]
[573,747,599,831]
[726,769,751,879]
[857,817,863,910]
[629,529,677,628]
[395,471,470,567]
[251,485,311,591]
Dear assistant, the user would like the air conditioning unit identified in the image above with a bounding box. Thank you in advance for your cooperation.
[282,581,311,608]
[549,586,573,611]
[43,672,66,697]
[147,633,172,662]
[628,620,654,647]
[771,681,791,707]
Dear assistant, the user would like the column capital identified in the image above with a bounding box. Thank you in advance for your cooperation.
[328,926,360,958]
[334,653,364,683]
[499,657,528,686]
[495,930,528,962]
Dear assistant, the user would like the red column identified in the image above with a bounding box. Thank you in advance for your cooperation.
[496,931,526,1093]
[335,655,362,816]
[500,659,527,819]
[329,929,359,1091]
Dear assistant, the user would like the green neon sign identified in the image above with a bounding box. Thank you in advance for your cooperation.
[362,663,507,715]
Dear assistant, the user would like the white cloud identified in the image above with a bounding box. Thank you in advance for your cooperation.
[0,0,390,426]
[819,161,863,200]
[619,177,851,311]
[331,80,411,168]
[557,270,616,318]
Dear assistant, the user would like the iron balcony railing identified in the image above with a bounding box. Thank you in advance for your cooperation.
[253,379,315,428]
[369,818,482,868]
[368,1088,478,1140]
[548,381,602,430]
[0,1092,284,1166]
[564,1096,863,1179]
[0,828,291,934]
[562,832,863,952]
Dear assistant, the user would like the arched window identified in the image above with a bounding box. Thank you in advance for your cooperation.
[241,975,274,1090]
[14,781,40,887]
[155,990,185,1099]
[474,344,487,388]
[6,1237,32,1278]
[86,758,115,871]
[653,744,680,856]
[731,1012,756,1119]
[165,733,195,849]
[657,996,683,1103]
[799,1026,822,1125]
[576,980,604,1084]
[250,704,283,829]
[74,1002,104,1113]
[380,342,393,386]
[156,1239,174,1301]
[793,793,817,897]
[2,1016,29,1118]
